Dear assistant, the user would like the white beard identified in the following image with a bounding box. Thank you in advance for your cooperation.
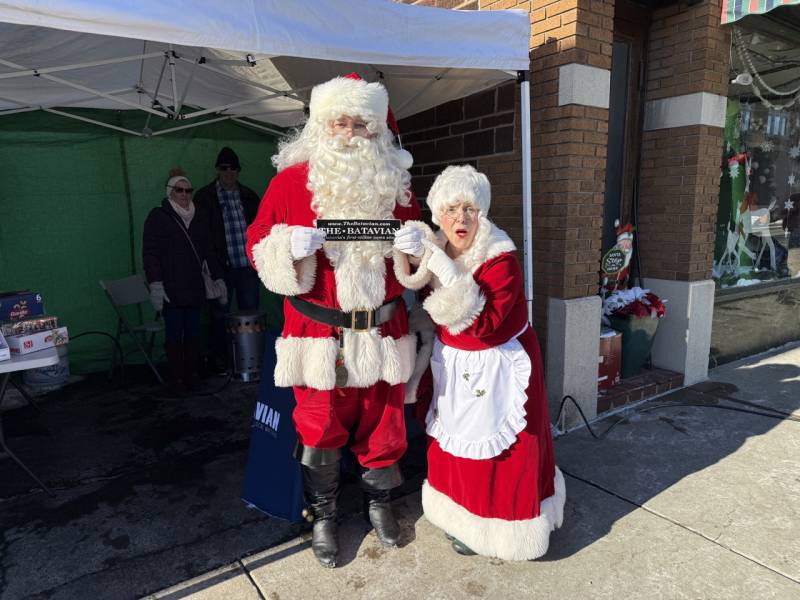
[308,134,407,311]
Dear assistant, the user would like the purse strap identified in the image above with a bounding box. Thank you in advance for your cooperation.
[161,207,203,269]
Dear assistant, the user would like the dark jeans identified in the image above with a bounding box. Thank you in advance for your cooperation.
[163,306,201,343]
[209,266,261,360]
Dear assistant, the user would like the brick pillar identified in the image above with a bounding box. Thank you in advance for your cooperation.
[637,0,730,385]
[486,0,615,424]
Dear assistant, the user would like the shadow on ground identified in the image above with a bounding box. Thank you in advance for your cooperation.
[547,345,800,576]
[0,367,427,600]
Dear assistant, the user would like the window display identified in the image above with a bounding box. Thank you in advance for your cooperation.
[714,26,800,287]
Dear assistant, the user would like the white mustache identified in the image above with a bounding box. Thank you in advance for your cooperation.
[328,134,370,151]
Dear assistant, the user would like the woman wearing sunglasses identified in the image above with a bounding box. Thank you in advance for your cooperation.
[143,167,227,395]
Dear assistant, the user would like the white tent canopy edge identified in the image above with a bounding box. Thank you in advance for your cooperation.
[0,0,535,319]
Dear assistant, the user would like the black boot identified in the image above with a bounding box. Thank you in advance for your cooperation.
[164,342,186,397]
[362,464,403,548]
[298,446,342,568]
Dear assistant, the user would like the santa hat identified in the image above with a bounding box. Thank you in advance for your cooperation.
[615,220,634,242]
[427,165,491,225]
[308,73,388,128]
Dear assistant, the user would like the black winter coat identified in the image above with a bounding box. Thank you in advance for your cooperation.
[142,200,223,308]
[193,180,261,270]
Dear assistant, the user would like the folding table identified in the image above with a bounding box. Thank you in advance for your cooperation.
[0,346,60,497]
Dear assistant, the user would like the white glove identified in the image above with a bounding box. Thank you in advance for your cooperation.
[149,281,169,312]
[290,226,326,260]
[424,241,462,288]
[215,279,228,306]
[393,224,425,257]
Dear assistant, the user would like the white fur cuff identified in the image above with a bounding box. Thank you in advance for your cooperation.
[251,224,316,296]
[275,336,338,389]
[393,220,436,290]
[422,467,566,561]
[423,276,485,335]
[274,333,416,390]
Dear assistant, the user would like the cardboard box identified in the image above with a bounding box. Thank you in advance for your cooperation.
[0,332,9,362]
[598,327,622,391]
[0,290,44,322]
[7,327,68,355]
[0,314,59,337]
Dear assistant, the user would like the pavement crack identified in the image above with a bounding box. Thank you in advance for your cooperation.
[237,558,268,600]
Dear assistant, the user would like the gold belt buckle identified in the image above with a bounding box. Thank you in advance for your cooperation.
[350,309,373,332]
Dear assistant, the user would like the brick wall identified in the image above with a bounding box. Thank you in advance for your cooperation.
[399,83,519,227]
[637,0,729,281]
[399,0,616,344]
[500,0,614,340]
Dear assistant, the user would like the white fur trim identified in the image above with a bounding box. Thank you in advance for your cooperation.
[395,334,417,385]
[343,329,390,387]
[326,243,388,311]
[251,224,316,296]
[435,220,516,274]
[405,335,432,404]
[309,77,388,126]
[274,336,338,389]
[404,304,435,404]
[392,221,436,290]
[422,467,566,561]
[423,276,486,335]
[274,333,413,390]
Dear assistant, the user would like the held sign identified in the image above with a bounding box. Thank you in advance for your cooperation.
[317,219,401,241]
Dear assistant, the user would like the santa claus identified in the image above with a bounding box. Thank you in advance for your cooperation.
[245,74,431,568]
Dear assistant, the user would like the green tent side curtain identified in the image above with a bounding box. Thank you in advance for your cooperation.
[722,0,800,24]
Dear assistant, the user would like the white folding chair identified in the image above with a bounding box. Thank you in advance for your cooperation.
[99,275,164,384]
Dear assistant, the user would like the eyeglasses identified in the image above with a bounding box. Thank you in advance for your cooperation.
[443,205,478,219]
[171,186,193,194]
[331,118,370,135]
[217,165,239,172]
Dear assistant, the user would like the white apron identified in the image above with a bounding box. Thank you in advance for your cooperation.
[425,326,532,460]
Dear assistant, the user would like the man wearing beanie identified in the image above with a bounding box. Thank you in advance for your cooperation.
[246,74,432,568]
[194,147,262,373]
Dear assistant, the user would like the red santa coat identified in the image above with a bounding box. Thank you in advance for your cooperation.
[419,224,565,561]
[246,162,427,391]
[246,162,432,467]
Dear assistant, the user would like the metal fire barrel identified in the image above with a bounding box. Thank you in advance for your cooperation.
[225,311,267,382]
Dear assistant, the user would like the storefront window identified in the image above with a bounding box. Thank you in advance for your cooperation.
[714,27,800,288]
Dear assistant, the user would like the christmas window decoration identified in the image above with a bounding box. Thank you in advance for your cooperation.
[715,26,800,288]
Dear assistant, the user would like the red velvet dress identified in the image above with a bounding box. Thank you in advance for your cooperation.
[421,250,565,560]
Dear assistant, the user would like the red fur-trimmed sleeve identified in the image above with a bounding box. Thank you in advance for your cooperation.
[461,254,526,340]
[246,167,317,296]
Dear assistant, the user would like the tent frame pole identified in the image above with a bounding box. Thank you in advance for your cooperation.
[148,114,234,136]
[519,70,534,323]
[175,57,201,115]
[168,46,179,115]
[43,108,143,136]
[176,56,309,104]
[0,87,137,116]
[0,51,164,80]
[180,91,287,120]
[0,56,170,118]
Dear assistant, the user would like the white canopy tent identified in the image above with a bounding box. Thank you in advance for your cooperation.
[0,0,534,316]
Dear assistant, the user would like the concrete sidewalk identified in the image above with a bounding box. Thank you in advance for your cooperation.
[146,343,800,600]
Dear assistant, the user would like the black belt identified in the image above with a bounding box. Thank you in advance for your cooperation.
[288,297,401,332]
